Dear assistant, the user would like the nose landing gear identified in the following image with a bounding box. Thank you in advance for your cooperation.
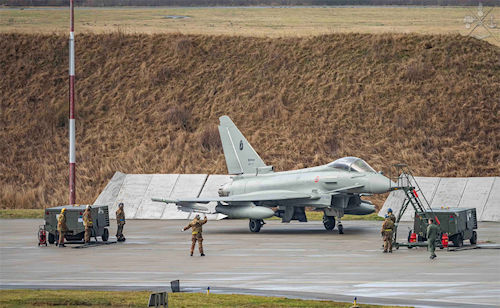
[337,220,344,234]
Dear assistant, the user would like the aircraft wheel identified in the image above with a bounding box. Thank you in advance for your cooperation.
[452,234,463,247]
[249,219,263,233]
[338,224,344,234]
[48,233,55,244]
[470,231,477,245]
[322,215,335,231]
[101,228,109,242]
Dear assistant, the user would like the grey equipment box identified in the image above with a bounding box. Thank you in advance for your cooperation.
[44,205,110,244]
[413,207,477,247]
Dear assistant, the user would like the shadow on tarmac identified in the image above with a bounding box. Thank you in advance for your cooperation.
[207,225,372,236]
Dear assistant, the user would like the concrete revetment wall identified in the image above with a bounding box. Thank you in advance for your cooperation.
[94,172,230,220]
[95,172,499,221]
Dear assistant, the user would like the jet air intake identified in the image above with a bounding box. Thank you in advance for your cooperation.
[215,203,274,219]
[344,198,376,215]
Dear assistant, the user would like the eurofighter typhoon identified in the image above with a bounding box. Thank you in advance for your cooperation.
[153,116,391,233]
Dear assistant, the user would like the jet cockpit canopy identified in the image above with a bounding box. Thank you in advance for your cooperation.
[327,157,376,173]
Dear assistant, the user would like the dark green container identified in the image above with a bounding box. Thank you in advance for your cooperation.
[44,205,109,244]
[413,207,477,247]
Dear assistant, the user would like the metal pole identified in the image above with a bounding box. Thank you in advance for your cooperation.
[69,0,76,205]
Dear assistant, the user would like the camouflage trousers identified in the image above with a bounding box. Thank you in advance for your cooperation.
[84,227,91,243]
[383,231,393,252]
[116,224,124,239]
[191,233,204,254]
[58,230,65,245]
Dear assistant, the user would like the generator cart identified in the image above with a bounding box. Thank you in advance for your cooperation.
[389,164,478,249]
[44,205,110,244]
[413,208,477,247]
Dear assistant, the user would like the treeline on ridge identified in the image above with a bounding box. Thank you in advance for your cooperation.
[2,0,499,7]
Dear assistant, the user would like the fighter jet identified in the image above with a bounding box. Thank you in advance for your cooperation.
[152,116,391,233]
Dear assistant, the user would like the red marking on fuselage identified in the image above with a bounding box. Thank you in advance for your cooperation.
[314,176,319,183]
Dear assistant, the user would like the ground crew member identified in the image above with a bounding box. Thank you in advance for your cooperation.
[57,208,68,247]
[182,214,207,256]
[381,214,395,253]
[427,218,439,259]
[82,205,92,244]
[387,208,396,223]
[116,203,126,242]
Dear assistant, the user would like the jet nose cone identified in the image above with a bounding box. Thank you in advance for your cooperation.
[370,174,391,194]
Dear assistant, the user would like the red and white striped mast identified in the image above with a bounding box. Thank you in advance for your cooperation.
[69,0,76,205]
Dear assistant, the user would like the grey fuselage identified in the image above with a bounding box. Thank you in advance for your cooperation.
[219,164,390,213]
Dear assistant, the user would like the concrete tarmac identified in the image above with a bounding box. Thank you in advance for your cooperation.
[1,219,499,307]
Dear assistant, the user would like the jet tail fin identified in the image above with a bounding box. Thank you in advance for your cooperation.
[218,116,267,174]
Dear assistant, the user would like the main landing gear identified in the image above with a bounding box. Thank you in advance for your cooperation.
[249,219,265,232]
[323,214,343,234]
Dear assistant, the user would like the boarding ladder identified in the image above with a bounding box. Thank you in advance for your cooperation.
[389,164,439,247]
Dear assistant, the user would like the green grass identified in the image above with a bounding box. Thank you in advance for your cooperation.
[341,213,384,221]
[268,211,383,221]
[0,209,43,219]
[307,211,384,221]
[0,290,406,307]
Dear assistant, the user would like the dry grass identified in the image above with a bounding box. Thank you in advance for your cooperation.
[0,7,499,46]
[0,32,499,210]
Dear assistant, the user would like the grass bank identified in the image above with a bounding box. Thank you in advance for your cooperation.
[0,290,405,307]
[1,33,498,210]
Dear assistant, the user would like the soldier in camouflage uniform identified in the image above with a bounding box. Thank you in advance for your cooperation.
[182,214,208,256]
[427,218,439,259]
[116,203,126,242]
[381,215,395,253]
[82,205,93,244]
[57,208,68,247]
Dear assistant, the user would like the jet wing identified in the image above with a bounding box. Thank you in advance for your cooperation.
[152,190,311,205]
